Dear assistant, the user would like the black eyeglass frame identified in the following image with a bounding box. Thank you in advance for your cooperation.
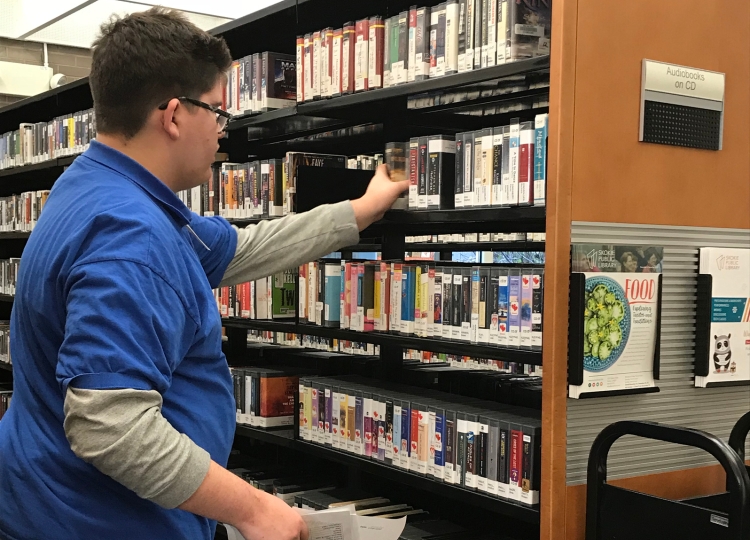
[158,96,232,131]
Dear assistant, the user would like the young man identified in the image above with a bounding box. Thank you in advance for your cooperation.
[0,8,407,540]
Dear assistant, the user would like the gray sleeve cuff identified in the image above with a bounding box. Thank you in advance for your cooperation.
[219,200,360,287]
[63,387,211,509]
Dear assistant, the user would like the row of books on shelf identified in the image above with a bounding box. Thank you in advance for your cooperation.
[386,115,548,211]
[296,0,551,102]
[299,376,540,505]
[247,330,381,356]
[0,260,20,297]
[0,322,8,367]
[225,462,502,539]
[0,108,95,170]
[300,261,544,349]
[243,329,542,376]
[177,152,349,220]
[223,51,296,116]
[217,260,544,350]
[405,232,546,244]
[0,389,11,421]
[0,191,50,233]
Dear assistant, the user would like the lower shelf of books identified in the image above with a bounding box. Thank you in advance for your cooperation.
[233,424,540,524]
[222,318,543,365]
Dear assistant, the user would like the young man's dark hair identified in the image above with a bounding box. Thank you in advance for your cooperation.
[90,8,232,139]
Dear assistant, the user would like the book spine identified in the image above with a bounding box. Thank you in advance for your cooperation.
[442,268,453,339]
[497,0,507,64]
[296,37,305,102]
[506,121,520,206]
[470,267,480,343]
[408,138,419,209]
[368,17,384,89]
[355,19,370,92]
[408,7,417,82]
[474,0,484,69]
[454,133,464,207]
[480,0,489,68]
[415,8,430,80]
[313,31,321,99]
[429,9,438,78]
[519,123,534,206]
[330,29,343,97]
[398,12,408,84]
[508,272,521,347]
[319,29,330,98]
[463,132,474,207]
[383,18,392,87]
[508,427,523,501]
[520,269,533,348]
[481,130,494,206]
[342,25,355,94]
[534,113,549,206]
[473,131,485,207]
[446,1,459,75]
[532,268,544,350]
[487,0,497,67]
[417,137,429,209]
[436,4,447,77]
[324,263,341,327]
[465,0,475,71]
[492,126,504,206]
[479,268,490,343]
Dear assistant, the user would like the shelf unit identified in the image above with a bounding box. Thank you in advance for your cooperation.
[0,3,550,537]
[234,424,540,524]
[223,318,543,365]
[0,363,11,373]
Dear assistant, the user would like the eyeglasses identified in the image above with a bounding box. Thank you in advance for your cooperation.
[158,97,232,132]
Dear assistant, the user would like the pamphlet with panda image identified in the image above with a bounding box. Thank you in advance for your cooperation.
[695,248,750,388]
[569,244,663,399]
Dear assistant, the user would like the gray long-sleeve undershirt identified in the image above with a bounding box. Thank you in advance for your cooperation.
[63,201,359,508]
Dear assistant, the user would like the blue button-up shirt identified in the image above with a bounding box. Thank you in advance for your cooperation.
[0,140,238,540]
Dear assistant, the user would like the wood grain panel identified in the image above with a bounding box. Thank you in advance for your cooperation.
[565,464,739,540]
[570,0,750,228]
[540,0,578,537]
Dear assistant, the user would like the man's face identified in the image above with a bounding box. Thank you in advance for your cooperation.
[175,78,225,190]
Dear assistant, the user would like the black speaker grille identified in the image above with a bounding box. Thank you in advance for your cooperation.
[642,100,721,150]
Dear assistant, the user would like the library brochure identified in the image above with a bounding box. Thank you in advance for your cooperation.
[696,248,750,388]
[569,244,662,399]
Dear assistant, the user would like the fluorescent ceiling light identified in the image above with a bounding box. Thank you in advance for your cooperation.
[0,0,285,48]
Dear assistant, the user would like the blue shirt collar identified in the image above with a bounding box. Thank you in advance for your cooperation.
[81,140,193,227]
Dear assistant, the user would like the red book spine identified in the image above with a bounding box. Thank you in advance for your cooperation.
[325,28,334,97]
[331,28,343,96]
[342,24,356,94]
[296,36,304,103]
[410,408,419,462]
[304,34,313,102]
[518,125,534,205]
[354,18,369,92]
[368,17,384,89]
[220,287,229,317]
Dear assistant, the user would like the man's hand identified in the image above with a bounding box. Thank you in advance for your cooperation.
[179,461,308,540]
[238,488,309,540]
[350,164,409,231]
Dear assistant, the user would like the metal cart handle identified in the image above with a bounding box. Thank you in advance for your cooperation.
[586,420,750,540]
[728,411,750,461]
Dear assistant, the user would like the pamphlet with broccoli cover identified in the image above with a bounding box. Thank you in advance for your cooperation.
[569,244,663,399]
[695,248,750,388]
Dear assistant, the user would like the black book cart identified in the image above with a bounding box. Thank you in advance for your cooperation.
[585,420,750,540]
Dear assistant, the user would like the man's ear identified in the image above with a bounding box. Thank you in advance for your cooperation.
[160,98,181,141]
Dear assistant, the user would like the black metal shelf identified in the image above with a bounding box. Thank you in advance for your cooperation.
[0,155,78,179]
[0,295,14,303]
[221,318,543,365]
[0,363,11,372]
[0,232,31,240]
[233,424,540,523]
[407,242,546,252]
[298,57,550,117]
